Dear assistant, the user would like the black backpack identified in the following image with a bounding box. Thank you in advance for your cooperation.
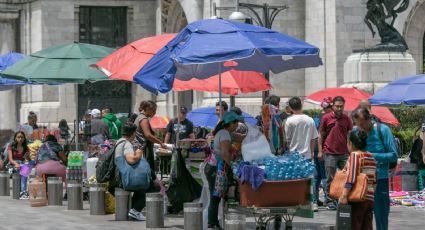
[96,140,125,183]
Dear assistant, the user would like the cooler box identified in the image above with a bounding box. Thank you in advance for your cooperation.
[240,178,310,207]
[389,160,418,192]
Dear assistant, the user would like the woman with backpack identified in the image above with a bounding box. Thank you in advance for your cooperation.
[339,131,377,230]
[7,131,30,199]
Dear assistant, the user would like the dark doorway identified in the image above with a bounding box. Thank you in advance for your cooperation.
[78,6,131,118]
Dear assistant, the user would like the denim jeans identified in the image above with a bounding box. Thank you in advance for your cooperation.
[324,153,348,204]
[374,179,390,230]
[15,160,27,193]
[313,152,328,203]
[204,163,221,228]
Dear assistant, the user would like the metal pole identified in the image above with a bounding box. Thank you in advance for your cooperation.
[262,3,271,104]
[218,62,223,120]
[146,193,164,228]
[90,183,106,215]
[230,95,235,108]
[12,173,21,199]
[0,172,10,196]
[75,84,79,151]
[67,181,83,210]
[47,177,63,206]
[184,202,203,230]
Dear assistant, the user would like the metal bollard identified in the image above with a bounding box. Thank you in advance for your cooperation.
[225,213,246,230]
[12,173,21,199]
[67,180,83,210]
[146,193,164,228]
[184,202,203,230]
[0,171,10,196]
[115,188,131,221]
[47,177,63,206]
[90,183,106,215]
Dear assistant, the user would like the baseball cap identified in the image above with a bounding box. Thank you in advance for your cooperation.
[90,108,101,118]
[222,111,243,125]
[180,106,188,114]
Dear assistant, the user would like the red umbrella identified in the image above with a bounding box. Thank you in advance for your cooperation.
[305,87,400,126]
[94,34,271,95]
[173,70,270,95]
[94,33,177,81]
[150,116,170,129]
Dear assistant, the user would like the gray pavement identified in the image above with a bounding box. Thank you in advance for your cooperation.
[0,195,423,229]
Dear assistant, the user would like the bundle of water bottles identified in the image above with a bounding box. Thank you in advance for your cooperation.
[66,151,84,181]
[263,152,315,181]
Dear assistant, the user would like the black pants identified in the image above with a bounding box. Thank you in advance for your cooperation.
[132,181,158,212]
[204,164,221,228]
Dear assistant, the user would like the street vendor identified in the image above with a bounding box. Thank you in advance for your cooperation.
[204,111,244,229]
[164,106,195,145]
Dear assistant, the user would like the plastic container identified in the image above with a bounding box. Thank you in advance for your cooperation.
[86,157,99,179]
[239,178,310,207]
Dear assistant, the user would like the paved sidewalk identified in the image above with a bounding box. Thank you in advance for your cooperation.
[0,195,423,229]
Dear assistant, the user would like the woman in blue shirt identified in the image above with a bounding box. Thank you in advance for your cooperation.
[352,108,397,230]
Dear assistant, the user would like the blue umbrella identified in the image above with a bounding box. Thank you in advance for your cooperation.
[0,78,27,91]
[0,52,27,91]
[0,51,26,71]
[133,19,322,94]
[187,107,257,129]
[369,74,425,106]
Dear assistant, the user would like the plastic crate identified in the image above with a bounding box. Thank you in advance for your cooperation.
[240,178,310,207]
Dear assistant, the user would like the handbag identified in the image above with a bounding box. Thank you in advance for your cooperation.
[329,169,368,202]
[115,141,151,191]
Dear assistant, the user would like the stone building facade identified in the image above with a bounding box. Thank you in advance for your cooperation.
[1,0,425,144]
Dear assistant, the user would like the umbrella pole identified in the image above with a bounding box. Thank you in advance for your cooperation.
[218,62,223,120]
[176,92,181,148]
[75,84,79,151]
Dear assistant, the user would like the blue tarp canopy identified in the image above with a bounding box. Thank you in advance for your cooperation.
[187,106,257,129]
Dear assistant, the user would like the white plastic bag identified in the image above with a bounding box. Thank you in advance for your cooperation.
[241,124,274,162]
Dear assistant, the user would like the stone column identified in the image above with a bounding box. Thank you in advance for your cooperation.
[0,9,20,145]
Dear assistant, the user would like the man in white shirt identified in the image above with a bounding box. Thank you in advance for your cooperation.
[285,97,318,159]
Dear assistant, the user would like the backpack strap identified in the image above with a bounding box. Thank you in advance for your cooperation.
[376,122,388,153]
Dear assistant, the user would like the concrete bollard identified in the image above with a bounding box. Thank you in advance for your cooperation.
[115,188,131,221]
[0,171,10,196]
[225,213,246,230]
[47,177,63,206]
[67,180,83,210]
[184,202,203,230]
[89,183,106,215]
[12,173,21,199]
[146,193,164,228]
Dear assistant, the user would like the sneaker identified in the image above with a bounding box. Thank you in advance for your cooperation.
[326,202,337,210]
[128,208,146,221]
[20,192,29,200]
[313,203,319,212]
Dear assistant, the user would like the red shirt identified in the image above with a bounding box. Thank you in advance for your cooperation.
[319,112,353,155]
[7,145,25,161]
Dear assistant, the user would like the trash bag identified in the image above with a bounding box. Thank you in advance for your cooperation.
[166,149,202,214]
[241,124,274,162]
